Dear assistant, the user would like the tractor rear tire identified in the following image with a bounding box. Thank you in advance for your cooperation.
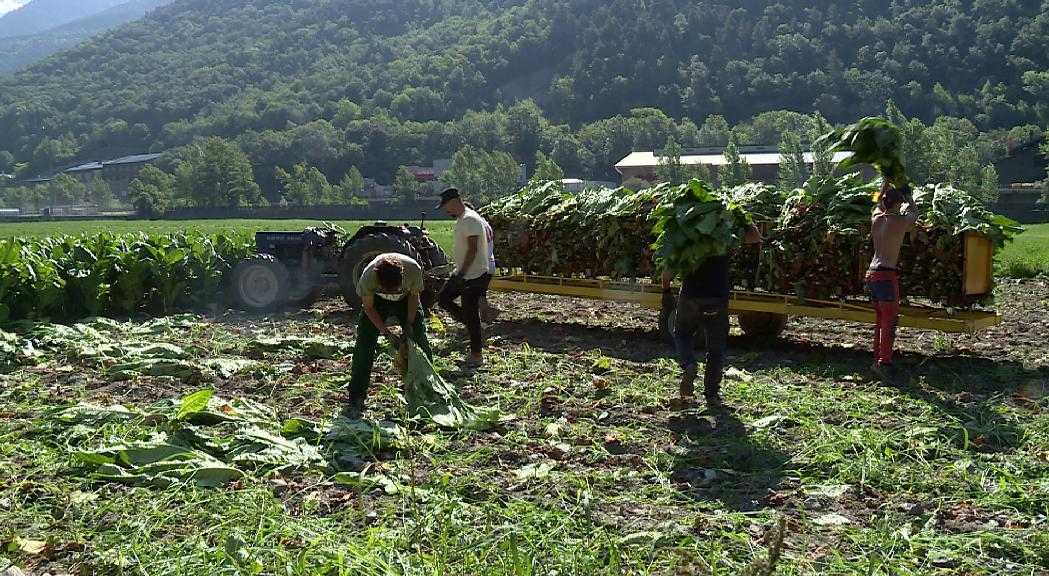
[418,237,449,269]
[737,311,789,340]
[658,303,706,351]
[230,254,290,311]
[338,233,421,309]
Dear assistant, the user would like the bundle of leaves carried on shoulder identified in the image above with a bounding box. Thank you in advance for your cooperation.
[814,117,908,189]
[0,231,254,323]
[651,179,753,277]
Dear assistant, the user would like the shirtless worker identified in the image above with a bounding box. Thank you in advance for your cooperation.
[866,181,917,382]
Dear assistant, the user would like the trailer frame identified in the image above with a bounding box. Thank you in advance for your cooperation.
[488,273,1001,334]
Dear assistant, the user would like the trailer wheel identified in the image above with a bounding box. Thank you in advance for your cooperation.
[230,254,290,311]
[657,304,706,350]
[737,311,789,340]
[338,233,420,309]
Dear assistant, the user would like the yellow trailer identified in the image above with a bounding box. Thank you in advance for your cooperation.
[489,273,1002,337]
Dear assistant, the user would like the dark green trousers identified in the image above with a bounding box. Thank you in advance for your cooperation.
[347,298,432,400]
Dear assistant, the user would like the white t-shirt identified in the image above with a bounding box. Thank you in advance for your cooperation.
[454,208,491,280]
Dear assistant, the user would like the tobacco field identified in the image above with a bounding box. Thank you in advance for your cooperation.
[2,270,1048,574]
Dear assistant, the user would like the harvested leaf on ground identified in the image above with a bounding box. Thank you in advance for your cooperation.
[401,342,506,430]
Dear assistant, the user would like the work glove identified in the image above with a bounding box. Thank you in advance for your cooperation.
[661,289,676,311]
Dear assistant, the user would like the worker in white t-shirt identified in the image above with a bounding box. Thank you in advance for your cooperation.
[438,187,492,366]
[465,201,500,323]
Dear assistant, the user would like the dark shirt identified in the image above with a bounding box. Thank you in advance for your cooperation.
[680,254,731,299]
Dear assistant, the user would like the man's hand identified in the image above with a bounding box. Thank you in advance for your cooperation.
[403,322,415,342]
[661,289,676,310]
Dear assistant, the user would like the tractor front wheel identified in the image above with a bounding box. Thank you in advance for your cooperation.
[230,254,290,311]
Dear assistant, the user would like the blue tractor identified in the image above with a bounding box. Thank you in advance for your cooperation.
[228,221,451,311]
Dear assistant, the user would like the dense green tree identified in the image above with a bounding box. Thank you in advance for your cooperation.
[777,131,807,192]
[128,165,175,218]
[656,135,709,185]
[2,185,42,210]
[656,136,688,185]
[532,151,564,183]
[697,115,731,147]
[46,173,85,207]
[332,166,366,205]
[978,164,1000,205]
[0,150,13,173]
[720,139,751,187]
[507,100,544,166]
[87,177,114,209]
[174,137,260,208]
[275,162,332,207]
[441,145,519,204]
[393,166,423,205]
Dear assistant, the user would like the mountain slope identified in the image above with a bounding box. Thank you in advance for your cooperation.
[0,0,174,74]
[0,0,127,38]
[0,0,1046,181]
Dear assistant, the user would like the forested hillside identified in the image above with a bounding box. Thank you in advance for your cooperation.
[0,0,174,74]
[0,0,1046,190]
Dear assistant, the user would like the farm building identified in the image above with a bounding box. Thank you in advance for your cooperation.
[63,153,163,198]
[614,145,856,184]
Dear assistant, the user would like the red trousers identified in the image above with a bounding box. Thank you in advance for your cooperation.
[865,270,899,365]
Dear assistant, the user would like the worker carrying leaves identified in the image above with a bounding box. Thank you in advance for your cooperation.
[661,224,762,407]
[652,180,762,407]
[814,116,917,382]
[866,181,917,383]
[344,253,433,418]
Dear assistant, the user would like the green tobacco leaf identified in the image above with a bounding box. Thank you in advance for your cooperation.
[514,462,554,480]
[176,389,214,420]
[333,471,401,494]
[52,402,139,425]
[203,358,258,378]
[402,342,507,430]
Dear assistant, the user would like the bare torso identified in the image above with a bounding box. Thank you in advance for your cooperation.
[869,208,917,269]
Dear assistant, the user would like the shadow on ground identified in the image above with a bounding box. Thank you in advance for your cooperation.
[668,405,790,512]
